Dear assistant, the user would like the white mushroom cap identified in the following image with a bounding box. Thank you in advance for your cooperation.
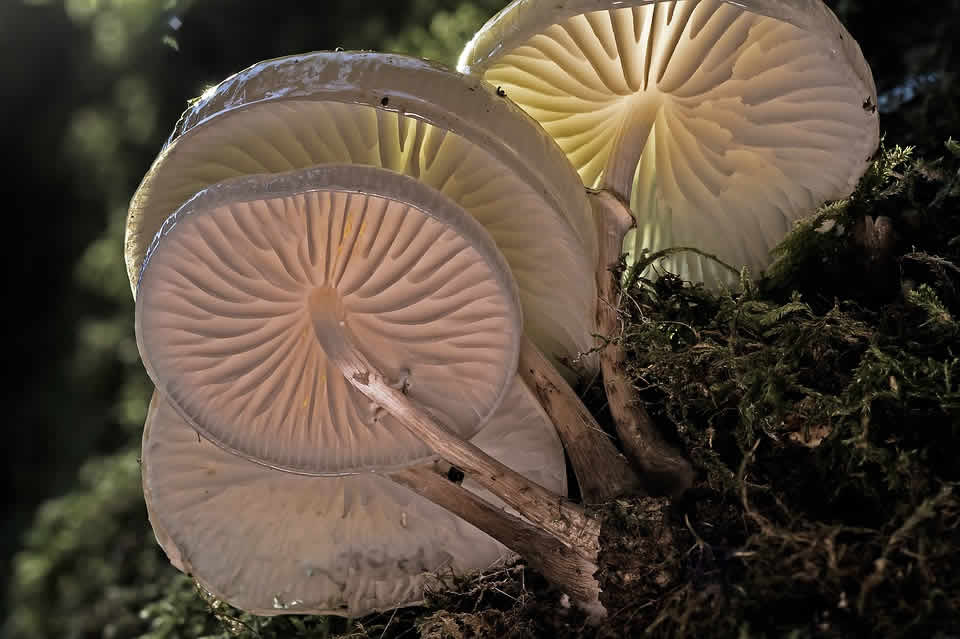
[136,165,522,475]
[459,0,879,285]
[142,375,567,617]
[127,52,597,374]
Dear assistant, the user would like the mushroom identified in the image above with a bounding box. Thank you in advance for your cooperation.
[128,51,639,501]
[136,164,523,476]
[459,0,879,285]
[141,372,567,616]
[458,0,879,493]
[136,163,604,613]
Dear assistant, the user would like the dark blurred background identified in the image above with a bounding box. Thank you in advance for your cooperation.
[1,0,957,633]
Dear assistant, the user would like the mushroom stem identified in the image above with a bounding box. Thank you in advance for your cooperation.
[518,337,642,503]
[588,189,695,497]
[388,463,602,615]
[311,296,596,547]
[309,290,603,610]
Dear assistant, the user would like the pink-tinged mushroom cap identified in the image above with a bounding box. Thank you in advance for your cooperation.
[127,52,598,374]
[459,0,879,285]
[142,374,566,617]
[136,165,522,474]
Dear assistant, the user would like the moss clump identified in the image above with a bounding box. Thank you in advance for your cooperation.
[6,142,960,638]
[597,141,960,637]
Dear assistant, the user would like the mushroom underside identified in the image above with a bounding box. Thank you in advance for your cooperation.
[136,166,526,474]
[142,372,566,617]
[464,0,879,285]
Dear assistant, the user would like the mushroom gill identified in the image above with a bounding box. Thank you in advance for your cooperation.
[142,372,566,617]
[460,0,879,284]
[136,165,521,475]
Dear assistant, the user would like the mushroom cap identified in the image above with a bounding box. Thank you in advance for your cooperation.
[459,0,879,285]
[127,51,597,373]
[136,164,523,475]
[142,375,567,617]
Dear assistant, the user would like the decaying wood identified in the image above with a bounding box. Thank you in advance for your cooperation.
[518,337,643,503]
[588,189,695,497]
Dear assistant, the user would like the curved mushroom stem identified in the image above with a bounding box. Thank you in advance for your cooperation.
[588,189,695,497]
[388,463,602,615]
[309,289,604,615]
[518,337,643,503]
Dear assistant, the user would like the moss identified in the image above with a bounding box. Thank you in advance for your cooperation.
[597,141,960,637]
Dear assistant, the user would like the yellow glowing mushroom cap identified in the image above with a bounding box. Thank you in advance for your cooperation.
[460,0,879,284]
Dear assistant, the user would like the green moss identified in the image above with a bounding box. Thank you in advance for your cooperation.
[597,142,960,637]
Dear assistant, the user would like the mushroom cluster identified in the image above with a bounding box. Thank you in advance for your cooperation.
[128,0,878,620]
